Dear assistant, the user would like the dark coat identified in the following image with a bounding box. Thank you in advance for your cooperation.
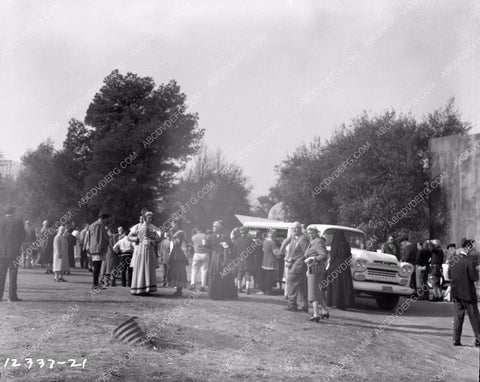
[451,255,479,302]
[208,231,237,300]
[327,231,354,309]
[0,215,26,260]
[233,234,256,273]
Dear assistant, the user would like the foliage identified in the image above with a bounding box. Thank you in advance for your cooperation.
[13,70,204,228]
[273,99,470,243]
[171,146,251,232]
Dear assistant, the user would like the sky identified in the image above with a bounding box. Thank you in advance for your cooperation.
[1,0,479,199]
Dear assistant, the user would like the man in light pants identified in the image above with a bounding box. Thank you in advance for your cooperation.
[190,228,211,292]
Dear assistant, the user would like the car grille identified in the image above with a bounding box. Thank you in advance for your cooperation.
[367,268,398,280]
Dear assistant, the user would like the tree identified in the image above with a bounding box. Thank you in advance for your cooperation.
[272,99,470,242]
[171,146,251,232]
[15,140,62,220]
[79,70,204,226]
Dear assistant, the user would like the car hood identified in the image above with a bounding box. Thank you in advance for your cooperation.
[351,248,399,265]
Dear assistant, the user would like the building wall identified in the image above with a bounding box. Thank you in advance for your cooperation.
[429,133,480,245]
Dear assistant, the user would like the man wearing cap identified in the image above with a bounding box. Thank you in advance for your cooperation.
[86,211,110,290]
[284,221,309,312]
[0,206,26,301]
[450,239,480,346]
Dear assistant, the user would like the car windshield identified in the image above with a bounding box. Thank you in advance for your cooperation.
[322,229,366,249]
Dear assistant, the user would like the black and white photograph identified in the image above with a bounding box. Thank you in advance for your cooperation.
[1,1,480,381]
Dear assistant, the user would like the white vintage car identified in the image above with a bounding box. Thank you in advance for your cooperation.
[236,215,414,310]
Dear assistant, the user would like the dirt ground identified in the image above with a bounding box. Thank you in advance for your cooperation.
[0,266,479,382]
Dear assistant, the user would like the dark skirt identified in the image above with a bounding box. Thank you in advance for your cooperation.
[326,265,354,308]
[167,248,188,288]
[208,251,237,300]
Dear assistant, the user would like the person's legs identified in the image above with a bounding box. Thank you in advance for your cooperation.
[453,298,466,344]
[200,254,209,289]
[286,272,300,310]
[191,253,201,288]
[0,258,9,300]
[8,261,18,299]
[298,276,308,312]
[283,265,289,297]
[464,300,480,344]
[416,266,426,299]
[92,260,102,287]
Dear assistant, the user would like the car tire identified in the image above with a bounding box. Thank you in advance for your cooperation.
[375,294,400,310]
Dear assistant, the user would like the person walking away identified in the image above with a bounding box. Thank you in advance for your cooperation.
[190,227,211,292]
[430,239,444,301]
[253,230,264,291]
[129,211,160,295]
[53,226,69,282]
[326,231,354,310]
[400,236,417,291]
[101,227,117,287]
[0,206,26,301]
[233,226,256,295]
[284,222,309,312]
[450,239,480,346]
[113,227,134,287]
[444,243,456,302]
[79,223,89,269]
[207,220,237,300]
[72,226,81,268]
[159,229,173,287]
[304,226,329,321]
[415,241,431,300]
[279,227,294,299]
[87,212,110,290]
[39,220,55,274]
[65,227,76,272]
[168,230,189,297]
[258,229,279,295]
[22,220,36,269]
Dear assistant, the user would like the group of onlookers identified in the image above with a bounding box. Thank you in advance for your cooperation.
[381,234,480,346]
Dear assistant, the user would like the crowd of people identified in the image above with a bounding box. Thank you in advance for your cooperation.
[0,208,356,323]
[0,206,479,343]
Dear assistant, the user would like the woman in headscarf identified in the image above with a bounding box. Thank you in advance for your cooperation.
[304,226,329,321]
[167,229,189,297]
[208,220,238,300]
[129,211,160,295]
[53,226,69,282]
[326,231,354,310]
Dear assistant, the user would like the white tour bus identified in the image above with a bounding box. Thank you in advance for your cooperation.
[236,215,414,310]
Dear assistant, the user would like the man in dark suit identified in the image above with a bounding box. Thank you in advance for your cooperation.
[450,239,480,346]
[0,206,26,301]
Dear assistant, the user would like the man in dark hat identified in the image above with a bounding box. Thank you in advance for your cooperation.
[86,211,110,290]
[0,206,26,301]
[450,239,480,346]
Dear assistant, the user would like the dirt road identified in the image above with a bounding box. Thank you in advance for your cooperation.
[0,267,478,381]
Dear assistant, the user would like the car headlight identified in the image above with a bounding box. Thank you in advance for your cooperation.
[399,264,413,277]
[353,259,368,270]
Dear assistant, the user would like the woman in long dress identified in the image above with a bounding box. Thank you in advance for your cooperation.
[208,220,238,300]
[327,231,354,310]
[167,230,189,297]
[53,226,69,282]
[39,220,54,274]
[129,211,159,295]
